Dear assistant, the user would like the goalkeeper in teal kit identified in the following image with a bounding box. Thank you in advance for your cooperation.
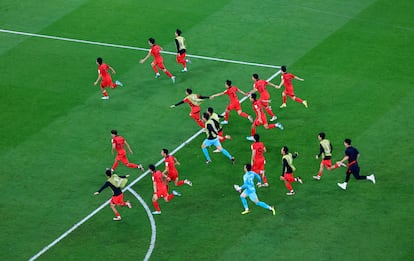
[234,164,276,215]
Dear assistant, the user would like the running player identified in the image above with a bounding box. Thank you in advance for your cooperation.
[207,107,232,146]
[251,134,268,187]
[276,65,308,108]
[246,93,283,141]
[248,73,279,121]
[94,169,132,221]
[175,29,191,72]
[336,139,376,190]
[94,57,123,100]
[170,88,210,128]
[110,130,144,172]
[209,80,253,125]
[313,132,342,180]
[140,37,176,83]
[161,148,192,187]
[150,164,181,215]
[233,164,275,215]
[280,146,303,195]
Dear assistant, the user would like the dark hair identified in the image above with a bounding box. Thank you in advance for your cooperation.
[162,148,168,154]
[281,65,287,72]
[96,57,103,65]
[148,164,155,171]
[186,88,193,94]
[319,132,326,139]
[226,80,232,86]
[111,130,118,135]
[251,93,257,99]
[105,168,112,176]
[176,29,182,36]
[282,146,289,153]
[148,37,155,44]
[203,112,210,120]
[207,107,214,114]
[245,164,252,171]
[252,73,259,80]
[344,138,352,145]
[253,134,260,142]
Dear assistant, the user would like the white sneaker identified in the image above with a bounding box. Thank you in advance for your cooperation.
[276,122,284,130]
[248,115,253,123]
[312,175,321,180]
[113,216,122,221]
[126,201,132,208]
[152,211,161,215]
[286,191,295,196]
[296,177,303,184]
[270,116,277,121]
[115,80,123,87]
[221,120,228,125]
[280,103,287,108]
[246,136,255,141]
[213,149,220,153]
[182,68,187,72]
[172,190,181,196]
[171,76,176,84]
[367,174,376,184]
[155,73,160,78]
[186,59,192,64]
[184,179,192,186]
[337,182,347,190]
[101,96,109,100]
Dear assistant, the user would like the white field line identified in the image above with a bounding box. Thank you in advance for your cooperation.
[127,188,156,261]
[0,29,280,69]
[23,27,282,260]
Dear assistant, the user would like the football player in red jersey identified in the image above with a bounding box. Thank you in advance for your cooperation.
[248,74,279,121]
[276,65,308,108]
[161,148,192,187]
[110,130,144,172]
[251,134,269,187]
[94,57,123,100]
[140,37,176,83]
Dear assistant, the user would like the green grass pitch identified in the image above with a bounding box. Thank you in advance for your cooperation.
[1,0,413,260]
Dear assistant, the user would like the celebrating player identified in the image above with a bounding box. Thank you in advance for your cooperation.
[209,80,253,125]
[175,29,191,72]
[149,164,181,215]
[234,164,275,215]
[170,88,210,128]
[140,37,176,83]
[206,107,232,146]
[94,57,123,100]
[161,148,192,187]
[201,112,235,164]
[94,169,132,221]
[248,73,279,121]
[110,130,145,172]
[246,93,283,141]
[251,134,268,187]
[280,146,303,195]
[336,139,376,190]
[313,132,342,180]
[276,65,308,108]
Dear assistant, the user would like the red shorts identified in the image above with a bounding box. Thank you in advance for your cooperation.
[155,187,168,198]
[111,194,125,205]
[115,153,130,165]
[153,59,166,70]
[283,89,295,97]
[176,53,186,64]
[227,102,241,111]
[252,158,265,174]
[254,117,268,126]
[260,99,270,107]
[283,173,295,182]
[322,159,332,168]
[168,169,178,181]
[101,77,114,88]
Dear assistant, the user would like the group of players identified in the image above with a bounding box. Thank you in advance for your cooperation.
[93,29,376,220]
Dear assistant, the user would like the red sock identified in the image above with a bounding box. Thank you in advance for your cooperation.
[283,96,287,103]
[239,112,249,118]
[176,180,185,186]
[318,171,323,177]
[103,90,108,97]
[286,182,293,191]
[167,194,175,201]
[225,111,229,121]
[262,175,268,184]
[196,119,205,128]
[152,201,160,212]
[164,70,173,78]
[115,212,120,217]
[251,127,256,136]
[267,124,276,129]
[152,65,159,73]
[111,83,117,89]
[127,163,138,168]
[112,161,119,170]
[265,107,275,117]
[295,97,303,103]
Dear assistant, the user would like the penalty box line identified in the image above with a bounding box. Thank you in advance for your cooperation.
[0,28,280,69]
[25,37,282,259]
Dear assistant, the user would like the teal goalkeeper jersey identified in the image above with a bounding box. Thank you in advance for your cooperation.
[240,171,262,194]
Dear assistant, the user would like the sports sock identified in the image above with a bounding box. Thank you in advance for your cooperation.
[176,180,185,186]
[239,112,249,118]
[295,97,303,103]
[267,124,276,129]
[265,107,275,117]
[240,196,248,209]
[167,194,175,201]
[202,147,211,161]
[220,148,232,159]
[112,161,119,170]
[225,111,229,121]
[152,65,159,73]
[283,96,287,103]
[164,70,173,78]
[152,201,160,212]
[256,201,270,209]
[127,163,138,168]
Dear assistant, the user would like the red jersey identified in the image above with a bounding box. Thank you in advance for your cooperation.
[254,80,270,100]
[224,86,241,104]
[98,63,111,80]
[251,142,266,160]
[252,100,265,120]
[152,170,166,190]
[112,136,126,154]
[183,95,201,113]
[164,155,177,173]
[281,73,295,92]
[150,45,163,62]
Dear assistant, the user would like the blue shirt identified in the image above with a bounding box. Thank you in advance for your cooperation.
[240,171,262,194]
